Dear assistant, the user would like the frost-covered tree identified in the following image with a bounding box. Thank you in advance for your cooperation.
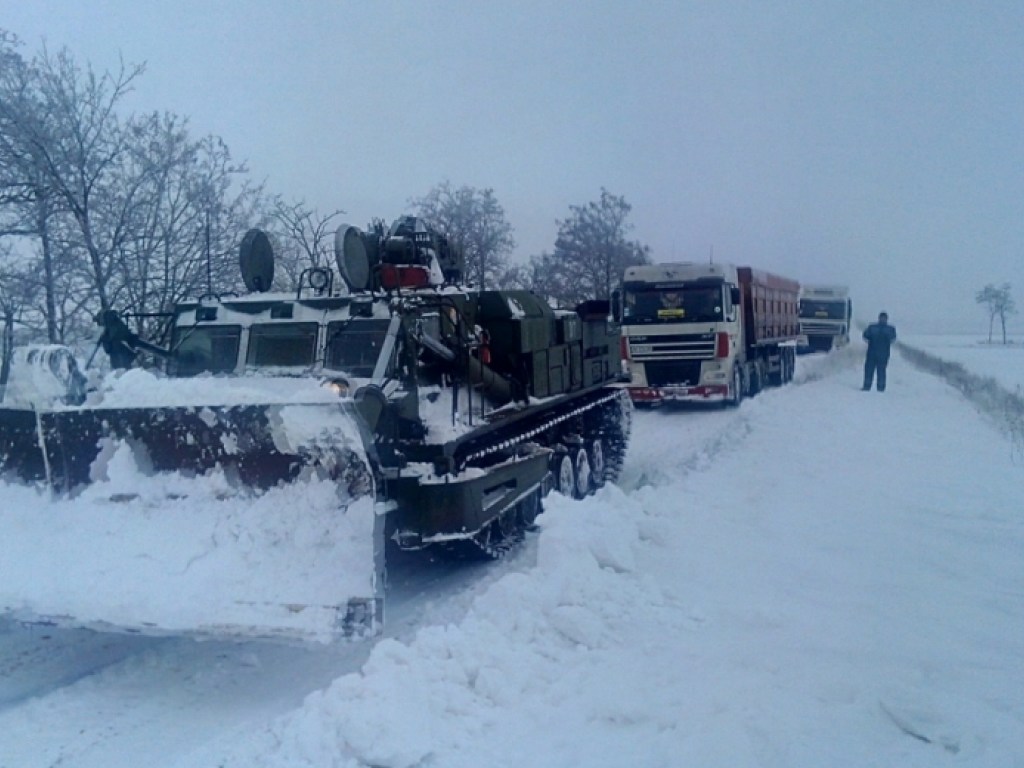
[0,31,69,342]
[410,182,515,289]
[0,244,39,399]
[0,32,268,345]
[529,188,650,307]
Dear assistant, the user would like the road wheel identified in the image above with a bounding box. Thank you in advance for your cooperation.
[554,452,575,496]
[572,447,592,498]
[497,504,520,539]
[588,438,607,490]
[517,489,542,529]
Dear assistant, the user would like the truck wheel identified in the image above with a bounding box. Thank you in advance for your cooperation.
[726,367,744,407]
[749,365,762,396]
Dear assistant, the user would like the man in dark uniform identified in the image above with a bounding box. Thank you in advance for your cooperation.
[862,311,897,391]
[96,310,141,369]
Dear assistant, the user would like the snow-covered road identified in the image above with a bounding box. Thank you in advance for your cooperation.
[1,340,1022,767]
[0,529,535,767]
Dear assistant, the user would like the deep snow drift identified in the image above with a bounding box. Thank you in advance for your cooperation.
[0,340,1022,767]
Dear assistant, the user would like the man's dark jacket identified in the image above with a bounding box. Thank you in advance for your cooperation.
[862,322,897,361]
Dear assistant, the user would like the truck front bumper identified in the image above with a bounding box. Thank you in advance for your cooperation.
[627,384,728,405]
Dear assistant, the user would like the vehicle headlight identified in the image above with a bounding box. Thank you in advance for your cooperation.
[321,377,351,397]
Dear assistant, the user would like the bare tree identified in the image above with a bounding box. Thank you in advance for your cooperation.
[497,261,544,292]
[1,34,270,346]
[20,45,149,315]
[976,283,1017,344]
[0,244,40,399]
[0,31,68,342]
[113,123,264,341]
[266,198,345,290]
[410,182,515,289]
[529,188,650,307]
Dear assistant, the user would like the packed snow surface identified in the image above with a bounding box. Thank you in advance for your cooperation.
[0,338,1022,766]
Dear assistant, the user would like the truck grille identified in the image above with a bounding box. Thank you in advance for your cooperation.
[628,333,715,387]
[628,333,716,360]
[799,321,842,334]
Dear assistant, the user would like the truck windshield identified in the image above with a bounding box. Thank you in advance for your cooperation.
[799,300,847,320]
[171,325,241,376]
[623,286,723,324]
[325,319,391,377]
[246,323,318,368]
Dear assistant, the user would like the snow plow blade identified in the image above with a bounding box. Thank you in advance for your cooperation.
[0,401,384,643]
[0,402,373,495]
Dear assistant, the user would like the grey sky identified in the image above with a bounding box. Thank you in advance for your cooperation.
[5,1,1022,331]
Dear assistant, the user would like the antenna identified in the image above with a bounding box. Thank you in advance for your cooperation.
[205,208,212,294]
[709,245,714,265]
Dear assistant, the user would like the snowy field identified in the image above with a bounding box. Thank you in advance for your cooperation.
[1,341,1022,766]
[901,333,1024,393]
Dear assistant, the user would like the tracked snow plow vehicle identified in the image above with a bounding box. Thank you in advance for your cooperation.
[0,216,631,642]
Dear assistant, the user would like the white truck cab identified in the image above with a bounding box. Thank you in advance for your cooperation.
[797,284,852,353]
[617,262,798,406]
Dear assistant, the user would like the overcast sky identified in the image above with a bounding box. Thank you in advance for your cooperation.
[5,1,1022,332]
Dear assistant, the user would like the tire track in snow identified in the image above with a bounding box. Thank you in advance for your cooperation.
[0,619,166,711]
[617,347,860,493]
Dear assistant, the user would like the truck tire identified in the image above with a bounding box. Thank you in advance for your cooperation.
[726,366,744,407]
[749,364,762,397]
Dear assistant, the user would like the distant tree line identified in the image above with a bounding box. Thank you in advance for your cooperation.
[1,31,651,368]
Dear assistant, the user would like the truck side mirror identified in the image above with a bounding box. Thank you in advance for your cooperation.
[611,289,622,321]
[730,286,741,305]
